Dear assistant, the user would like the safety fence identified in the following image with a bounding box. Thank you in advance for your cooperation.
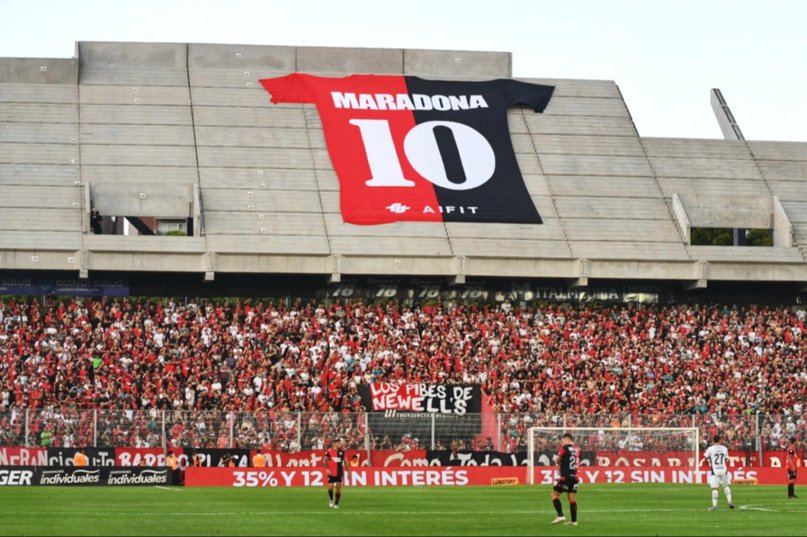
[1,409,801,458]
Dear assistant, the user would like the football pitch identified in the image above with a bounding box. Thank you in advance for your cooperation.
[0,484,803,536]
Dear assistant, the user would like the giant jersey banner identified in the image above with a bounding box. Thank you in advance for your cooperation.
[260,74,554,225]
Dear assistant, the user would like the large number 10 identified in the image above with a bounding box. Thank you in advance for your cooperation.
[349,119,496,191]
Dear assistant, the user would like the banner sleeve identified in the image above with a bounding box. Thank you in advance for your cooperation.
[259,73,312,104]
[504,79,555,113]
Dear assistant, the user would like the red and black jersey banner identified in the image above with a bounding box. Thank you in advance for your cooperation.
[260,74,554,225]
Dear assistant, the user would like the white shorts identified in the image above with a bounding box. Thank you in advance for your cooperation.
[709,472,731,488]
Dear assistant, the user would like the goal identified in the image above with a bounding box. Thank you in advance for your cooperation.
[527,426,699,485]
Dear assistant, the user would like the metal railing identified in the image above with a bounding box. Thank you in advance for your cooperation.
[1,408,802,458]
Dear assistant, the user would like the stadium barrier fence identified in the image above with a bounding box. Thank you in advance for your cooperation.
[0,410,801,466]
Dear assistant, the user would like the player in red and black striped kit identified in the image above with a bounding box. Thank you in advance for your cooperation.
[325,438,349,509]
[786,437,799,499]
[551,433,580,526]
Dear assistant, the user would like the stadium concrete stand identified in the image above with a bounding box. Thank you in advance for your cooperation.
[1,42,806,284]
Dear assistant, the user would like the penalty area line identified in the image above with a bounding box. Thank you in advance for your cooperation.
[738,504,774,512]
[0,508,717,517]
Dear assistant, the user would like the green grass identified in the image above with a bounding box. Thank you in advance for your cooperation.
[0,484,804,536]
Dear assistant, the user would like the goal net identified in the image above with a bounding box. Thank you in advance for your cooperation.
[527,427,699,485]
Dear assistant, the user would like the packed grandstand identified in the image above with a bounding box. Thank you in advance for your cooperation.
[0,296,803,454]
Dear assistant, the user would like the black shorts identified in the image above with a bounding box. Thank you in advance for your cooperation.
[328,473,344,484]
[788,470,797,481]
[553,477,578,493]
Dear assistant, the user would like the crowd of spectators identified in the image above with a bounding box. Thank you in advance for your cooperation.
[0,297,804,451]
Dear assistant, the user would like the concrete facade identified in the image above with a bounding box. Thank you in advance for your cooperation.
[1,41,806,284]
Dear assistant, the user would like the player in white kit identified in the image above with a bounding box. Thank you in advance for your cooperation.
[703,434,734,511]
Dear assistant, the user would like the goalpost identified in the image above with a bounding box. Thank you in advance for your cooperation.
[527,426,699,485]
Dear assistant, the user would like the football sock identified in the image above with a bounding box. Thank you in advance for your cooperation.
[570,501,577,522]
[335,492,341,506]
[553,498,563,516]
[328,489,334,501]
[788,484,794,497]
[712,489,718,508]
[724,487,732,505]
